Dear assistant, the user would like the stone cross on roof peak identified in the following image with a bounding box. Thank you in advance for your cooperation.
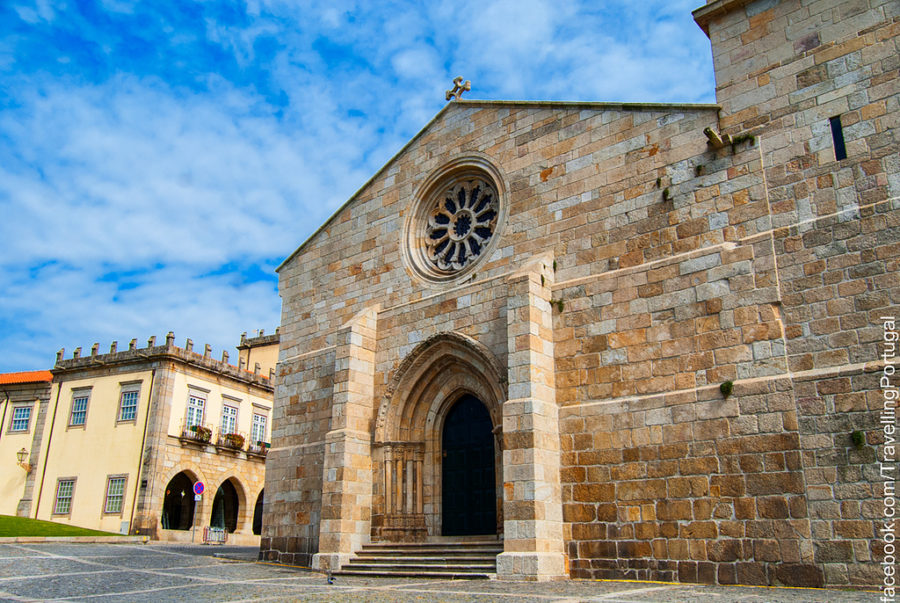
[445,76,471,101]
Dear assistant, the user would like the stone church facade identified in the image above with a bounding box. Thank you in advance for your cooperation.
[261,0,899,587]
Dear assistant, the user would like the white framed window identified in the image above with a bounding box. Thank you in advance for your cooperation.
[104,475,127,514]
[9,406,32,432]
[54,478,76,515]
[251,413,267,444]
[118,384,140,422]
[221,405,238,435]
[69,390,90,427]
[186,393,205,427]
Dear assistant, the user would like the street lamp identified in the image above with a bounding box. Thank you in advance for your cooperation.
[16,448,31,472]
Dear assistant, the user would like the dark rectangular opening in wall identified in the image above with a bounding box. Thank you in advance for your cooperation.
[830,115,847,161]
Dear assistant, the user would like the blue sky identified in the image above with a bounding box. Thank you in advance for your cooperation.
[0,0,716,372]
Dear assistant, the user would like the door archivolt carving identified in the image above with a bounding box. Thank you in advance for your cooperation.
[372,332,506,540]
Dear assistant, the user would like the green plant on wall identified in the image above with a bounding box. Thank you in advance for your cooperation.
[730,133,756,154]
[720,381,733,399]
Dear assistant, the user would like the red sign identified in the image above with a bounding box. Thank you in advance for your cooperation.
[193,481,204,495]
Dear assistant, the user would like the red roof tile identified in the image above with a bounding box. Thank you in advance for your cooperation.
[0,370,53,385]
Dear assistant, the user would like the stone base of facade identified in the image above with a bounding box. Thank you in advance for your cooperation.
[16,498,33,518]
[258,537,315,567]
[153,528,260,546]
[222,532,261,547]
[312,552,353,572]
[496,552,568,581]
[378,513,427,542]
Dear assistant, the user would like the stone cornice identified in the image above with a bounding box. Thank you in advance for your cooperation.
[693,0,760,35]
[52,344,273,392]
[237,332,280,350]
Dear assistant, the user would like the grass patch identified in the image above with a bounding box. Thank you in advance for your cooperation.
[0,515,123,537]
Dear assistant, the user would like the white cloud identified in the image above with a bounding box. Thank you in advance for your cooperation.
[1,262,282,370]
[0,76,377,268]
[12,0,59,24]
[0,74,382,369]
[391,46,441,81]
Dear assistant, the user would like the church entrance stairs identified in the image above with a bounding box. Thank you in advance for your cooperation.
[335,538,502,579]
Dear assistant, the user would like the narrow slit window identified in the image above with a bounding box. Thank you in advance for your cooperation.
[829,115,847,161]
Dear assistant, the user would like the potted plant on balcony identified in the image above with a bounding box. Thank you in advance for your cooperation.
[223,433,245,450]
[251,440,270,456]
[189,424,212,443]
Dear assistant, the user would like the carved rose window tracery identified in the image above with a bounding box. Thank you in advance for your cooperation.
[424,179,499,272]
[402,158,506,284]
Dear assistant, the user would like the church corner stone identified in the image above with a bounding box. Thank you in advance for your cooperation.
[497,258,567,581]
[265,0,899,587]
[312,306,378,571]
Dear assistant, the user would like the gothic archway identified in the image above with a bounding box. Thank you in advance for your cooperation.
[373,332,506,541]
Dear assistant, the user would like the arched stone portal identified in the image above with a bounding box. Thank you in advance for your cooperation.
[373,332,506,541]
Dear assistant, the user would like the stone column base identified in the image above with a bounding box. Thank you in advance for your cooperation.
[311,553,352,573]
[496,552,568,581]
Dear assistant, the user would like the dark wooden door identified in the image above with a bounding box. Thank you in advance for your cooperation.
[441,394,496,535]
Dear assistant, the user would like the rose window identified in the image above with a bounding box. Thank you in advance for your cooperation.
[402,159,506,284]
[424,179,499,272]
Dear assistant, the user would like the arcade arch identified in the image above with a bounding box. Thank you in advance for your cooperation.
[210,477,247,534]
[161,471,196,531]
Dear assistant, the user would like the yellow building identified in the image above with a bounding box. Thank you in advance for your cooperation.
[237,329,280,378]
[0,370,53,518]
[2,332,278,546]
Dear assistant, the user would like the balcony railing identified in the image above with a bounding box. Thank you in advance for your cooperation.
[216,431,246,451]
[248,440,270,457]
[179,422,213,444]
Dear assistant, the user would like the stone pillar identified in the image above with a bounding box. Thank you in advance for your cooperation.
[405,454,413,513]
[132,364,178,538]
[397,452,404,513]
[312,306,378,571]
[16,390,52,517]
[497,258,567,581]
[415,452,424,515]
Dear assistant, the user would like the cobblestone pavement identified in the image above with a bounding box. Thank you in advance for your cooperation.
[0,543,875,602]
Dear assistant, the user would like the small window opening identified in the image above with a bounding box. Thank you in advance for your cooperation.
[829,115,847,161]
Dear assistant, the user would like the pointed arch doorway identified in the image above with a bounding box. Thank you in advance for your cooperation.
[373,332,506,541]
[441,394,496,536]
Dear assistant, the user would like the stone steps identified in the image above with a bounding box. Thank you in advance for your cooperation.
[352,555,494,564]
[336,540,502,579]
